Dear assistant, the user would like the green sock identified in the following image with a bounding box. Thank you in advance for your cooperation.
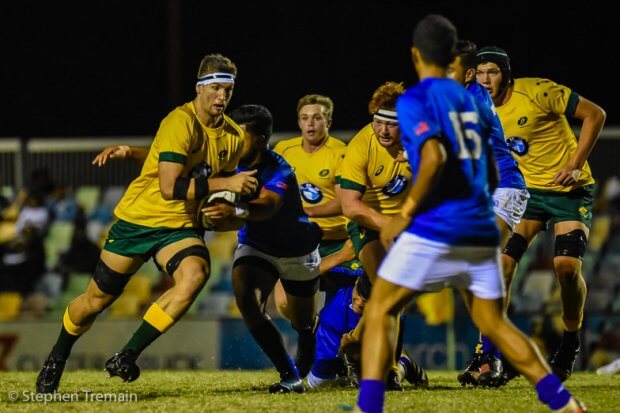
[122,321,162,355]
[50,327,81,361]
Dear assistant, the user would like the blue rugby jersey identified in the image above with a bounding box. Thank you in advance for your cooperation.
[467,82,525,189]
[237,150,323,257]
[397,77,499,247]
[311,286,360,378]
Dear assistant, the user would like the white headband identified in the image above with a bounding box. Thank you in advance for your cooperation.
[373,109,398,123]
[196,72,236,86]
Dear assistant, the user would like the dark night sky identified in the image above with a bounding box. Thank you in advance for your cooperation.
[2,1,617,138]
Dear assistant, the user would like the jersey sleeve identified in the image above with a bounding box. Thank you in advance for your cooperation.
[156,114,192,164]
[262,164,292,196]
[339,134,368,193]
[273,140,285,156]
[533,79,572,116]
[333,145,347,184]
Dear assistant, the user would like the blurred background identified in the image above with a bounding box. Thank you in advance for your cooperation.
[1,1,619,373]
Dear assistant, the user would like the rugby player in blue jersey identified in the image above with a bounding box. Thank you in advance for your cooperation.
[354,14,585,413]
[202,105,323,394]
[448,39,530,387]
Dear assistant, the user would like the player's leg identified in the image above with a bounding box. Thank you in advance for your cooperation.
[279,248,321,380]
[357,277,416,413]
[232,248,305,393]
[273,280,291,319]
[550,220,589,382]
[37,249,143,393]
[106,237,210,382]
[468,293,584,411]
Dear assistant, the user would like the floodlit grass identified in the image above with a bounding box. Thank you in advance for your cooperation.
[1,370,618,412]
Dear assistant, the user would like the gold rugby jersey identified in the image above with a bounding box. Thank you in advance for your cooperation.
[497,78,594,192]
[115,101,244,228]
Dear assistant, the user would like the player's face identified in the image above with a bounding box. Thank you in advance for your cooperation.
[197,82,234,118]
[372,118,400,148]
[476,62,503,99]
[298,104,331,146]
[447,56,466,85]
[239,124,260,166]
[350,288,366,315]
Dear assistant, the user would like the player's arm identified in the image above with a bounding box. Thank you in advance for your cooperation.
[201,187,284,227]
[318,239,355,276]
[553,96,606,186]
[380,138,447,250]
[92,145,150,166]
[340,187,389,231]
[304,189,342,218]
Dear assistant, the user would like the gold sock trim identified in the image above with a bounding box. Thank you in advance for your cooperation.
[63,307,92,336]
[143,303,175,333]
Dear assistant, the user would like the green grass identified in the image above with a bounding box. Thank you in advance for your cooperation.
[1,371,618,412]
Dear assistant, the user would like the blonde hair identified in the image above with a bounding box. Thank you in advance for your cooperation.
[197,54,237,78]
[368,82,405,115]
[297,94,334,121]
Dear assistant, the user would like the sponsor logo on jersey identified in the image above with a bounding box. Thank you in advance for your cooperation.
[382,174,408,197]
[300,182,323,204]
[517,116,528,127]
[506,137,529,156]
[319,169,329,177]
[374,165,384,176]
[218,149,228,160]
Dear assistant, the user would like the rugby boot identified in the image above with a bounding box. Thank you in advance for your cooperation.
[457,351,484,386]
[36,354,66,393]
[104,349,140,382]
[550,343,580,382]
[477,354,504,387]
[399,351,429,388]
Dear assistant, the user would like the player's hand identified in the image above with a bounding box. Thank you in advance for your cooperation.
[92,145,132,167]
[340,332,361,360]
[380,214,410,250]
[553,163,580,186]
[202,203,236,220]
[226,170,258,195]
[337,239,356,262]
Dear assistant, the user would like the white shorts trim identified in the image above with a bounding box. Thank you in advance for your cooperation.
[493,187,529,231]
[378,233,505,300]
[233,244,320,282]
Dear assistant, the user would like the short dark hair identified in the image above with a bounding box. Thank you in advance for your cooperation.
[229,104,273,141]
[355,274,372,300]
[413,14,458,67]
[456,40,478,70]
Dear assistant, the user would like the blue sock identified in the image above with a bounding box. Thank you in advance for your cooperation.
[536,373,572,410]
[481,335,496,354]
[358,379,386,413]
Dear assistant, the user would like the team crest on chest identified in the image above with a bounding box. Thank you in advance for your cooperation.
[218,149,228,160]
[300,183,323,204]
[506,136,529,156]
[517,116,528,127]
[319,169,330,177]
[382,174,408,197]
[374,165,384,176]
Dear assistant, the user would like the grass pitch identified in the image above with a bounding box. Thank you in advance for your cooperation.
[1,370,618,412]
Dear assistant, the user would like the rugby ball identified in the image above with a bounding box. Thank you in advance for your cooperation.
[197,190,239,230]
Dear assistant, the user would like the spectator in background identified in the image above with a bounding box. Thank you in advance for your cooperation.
[0,189,49,294]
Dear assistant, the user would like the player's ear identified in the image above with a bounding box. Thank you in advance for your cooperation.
[196,85,202,95]
[411,47,420,65]
[465,68,476,83]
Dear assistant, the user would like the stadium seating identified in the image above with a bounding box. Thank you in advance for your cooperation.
[75,186,101,216]
[44,221,75,270]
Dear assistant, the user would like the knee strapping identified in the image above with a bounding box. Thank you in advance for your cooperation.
[93,259,133,296]
[502,233,528,263]
[165,245,210,276]
[554,229,587,260]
